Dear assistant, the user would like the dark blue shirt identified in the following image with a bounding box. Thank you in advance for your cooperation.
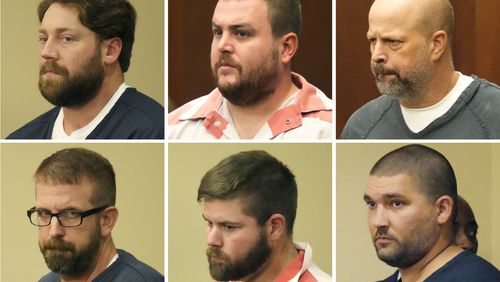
[378,251,500,282]
[39,249,164,282]
[7,88,164,139]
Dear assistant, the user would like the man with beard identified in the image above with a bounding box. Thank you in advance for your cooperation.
[197,150,331,281]
[363,144,499,281]
[341,0,500,139]
[168,0,332,139]
[28,148,164,281]
[8,0,164,139]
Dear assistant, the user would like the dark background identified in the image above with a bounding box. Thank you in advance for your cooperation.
[169,0,332,112]
[337,0,500,137]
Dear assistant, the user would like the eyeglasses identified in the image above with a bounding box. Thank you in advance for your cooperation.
[27,205,109,227]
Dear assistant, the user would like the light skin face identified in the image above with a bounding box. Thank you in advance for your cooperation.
[364,173,441,268]
[35,179,108,278]
[203,198,271,280]
[367,0,433,102]
[210,0,281,106]
[38,3,105,107]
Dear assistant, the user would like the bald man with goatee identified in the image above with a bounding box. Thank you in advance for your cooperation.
[341,0,500,139]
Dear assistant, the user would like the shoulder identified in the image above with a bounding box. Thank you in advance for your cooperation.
[467,77,500,107]
[96,250,164,282]
[340,95,395,139]
[118,88,164,122]
[427,251,500,281]
[38,272,59,282]
[6,107,59,139]
[92,88,165,139]
[376,270,399,282]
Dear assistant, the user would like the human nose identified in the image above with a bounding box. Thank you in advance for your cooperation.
[371,41,387,65]
[48,215,65,238]
[371,206,389,228]
[215,33,235,54]
[206,226,222,247]
[40,37,59,61]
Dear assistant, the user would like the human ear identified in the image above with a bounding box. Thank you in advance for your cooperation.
[429,30,447,61]
[279,33,299,64]
[100,206,119,237]
[266,214,287,241]
[101,37,123,65]
[436,195,453,225]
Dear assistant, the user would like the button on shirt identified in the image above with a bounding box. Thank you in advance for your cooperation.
[168,73,332,140]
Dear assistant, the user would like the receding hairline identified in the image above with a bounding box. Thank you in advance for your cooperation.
[370,0,454,37]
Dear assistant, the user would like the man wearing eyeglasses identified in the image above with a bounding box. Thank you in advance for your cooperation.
[27,148,163,281]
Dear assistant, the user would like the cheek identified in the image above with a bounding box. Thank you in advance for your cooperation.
[224,233,257,259]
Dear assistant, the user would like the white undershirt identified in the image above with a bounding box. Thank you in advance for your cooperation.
[51,83,129,139]
[401,72,474,133]
[107,253,119,268]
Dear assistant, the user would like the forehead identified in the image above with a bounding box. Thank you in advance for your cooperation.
[213,0,270,28]
[365,173,424,200]
[203,198,256,223]
[35,179,94,210]
[368,0,421,36]
[40,3,89,33]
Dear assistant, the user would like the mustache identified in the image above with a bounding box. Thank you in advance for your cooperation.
[206,247,229,262]
[372,64,400,78]
[215,54,241,71]
[374,228,396,241]
[42,239,76,253]
[40,61,69,76]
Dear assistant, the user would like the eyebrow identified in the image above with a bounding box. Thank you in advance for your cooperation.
[212,22,254,31]
[38,27,79,34]
[363,193,406,202]
[202,214,240,225]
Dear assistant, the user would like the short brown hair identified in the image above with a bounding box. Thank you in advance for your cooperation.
[38,0,136,72]
[370,144,457,223]
[198,150,298,235]
[35,147,116,206]
[265,0,302,37]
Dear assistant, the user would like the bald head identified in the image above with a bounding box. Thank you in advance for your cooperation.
[370,0,454,38]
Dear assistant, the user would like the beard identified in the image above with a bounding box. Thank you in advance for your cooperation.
[39,224,101,277]
[39,47,104,108]
[371,48,432,101]
[373,219,439,268]
[206,229,272,281]
[212,45,280,107]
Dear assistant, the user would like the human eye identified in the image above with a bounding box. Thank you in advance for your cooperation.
[38,35,48,44]
[235,30,250,38]
[223,224,237,232]
[365,200,376,209]
[37,209,51,218]
[391,200,404,208]
[62,210,81,218]
[61,35,75,44]
[213,28,222,38]
[386,39,402,48]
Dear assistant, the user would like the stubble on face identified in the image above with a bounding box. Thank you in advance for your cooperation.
[39,222,101,277]
[206,229,272,281]
[371,45,432,102]
[212,43,280,107]
[373,213,439,268]
[38,45,104,108]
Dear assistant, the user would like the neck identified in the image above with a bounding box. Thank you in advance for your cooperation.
[400,67,458,109]
[60,239,117,282]
[399,239,463,282]
[62,70,123,135]
[241,239,298,282]
[227,72,297,139]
